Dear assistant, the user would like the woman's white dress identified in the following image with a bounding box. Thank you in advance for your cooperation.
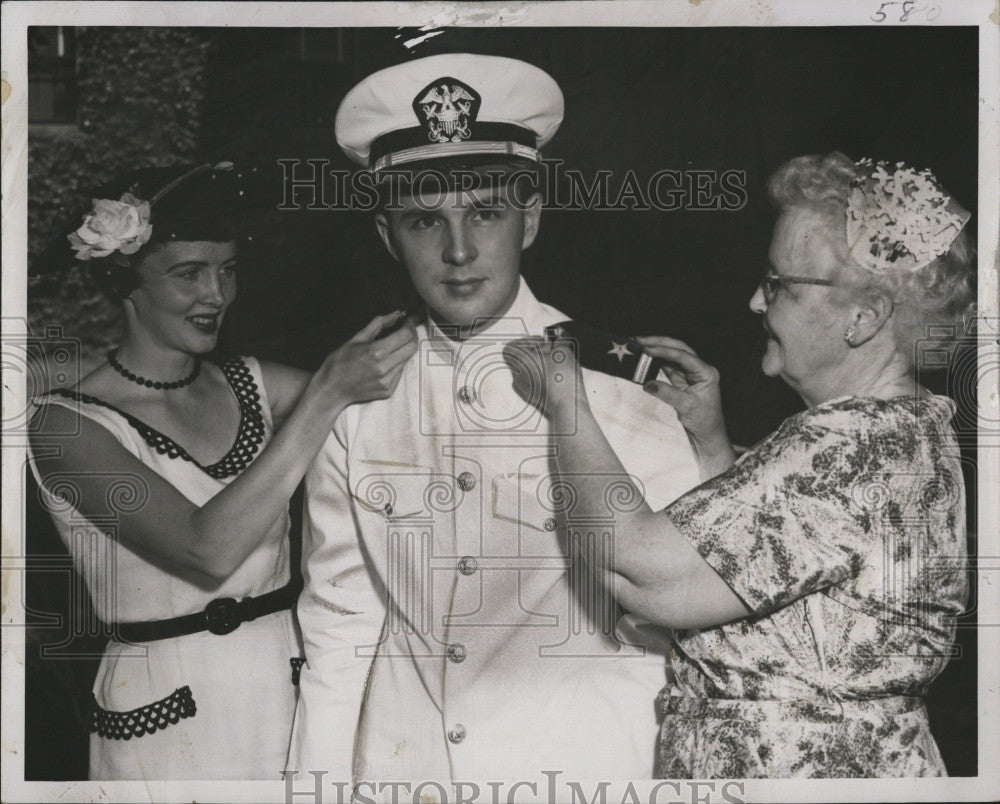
[29,356,301,780]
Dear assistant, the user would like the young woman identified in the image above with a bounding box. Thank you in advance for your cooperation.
[28,162,417,780]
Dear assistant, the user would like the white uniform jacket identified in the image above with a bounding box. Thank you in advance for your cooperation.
[287,278,700,788]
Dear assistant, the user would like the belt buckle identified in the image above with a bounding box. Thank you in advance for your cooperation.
[205,597,243,635]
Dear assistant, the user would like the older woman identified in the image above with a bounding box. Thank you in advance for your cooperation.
[509,152,973,777]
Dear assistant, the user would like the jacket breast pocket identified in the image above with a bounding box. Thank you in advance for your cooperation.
[491,472,562,540]
[352,467,463,523]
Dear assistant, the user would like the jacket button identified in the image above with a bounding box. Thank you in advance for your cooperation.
[447,724,466,744]
[457,386,475,404]
[543,517,557,531]
[457,472,476,492]
[457,556,478,576]
[447,643,467,663]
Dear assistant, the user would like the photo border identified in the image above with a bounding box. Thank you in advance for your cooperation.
[2,2,998,802]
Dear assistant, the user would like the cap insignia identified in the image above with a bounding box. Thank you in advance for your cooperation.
[413,77,481,144]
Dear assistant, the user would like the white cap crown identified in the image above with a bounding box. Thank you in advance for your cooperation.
[335,53,564,172]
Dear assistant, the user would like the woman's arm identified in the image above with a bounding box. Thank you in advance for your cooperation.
[551,384,750,629]
[262,313,420,431]
[634,336,737,480]
[257,361,311,432]
[31,313,417,581]
[504,337,750,629]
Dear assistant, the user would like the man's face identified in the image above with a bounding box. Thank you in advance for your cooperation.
[376,182,541,336]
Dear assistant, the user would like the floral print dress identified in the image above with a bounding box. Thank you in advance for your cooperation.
[659,395,967,778]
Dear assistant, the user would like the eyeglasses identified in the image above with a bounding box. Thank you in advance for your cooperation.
[760,271,836,303]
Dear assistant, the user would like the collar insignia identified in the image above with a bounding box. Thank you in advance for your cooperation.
[413,77,481,144]
[608,342,633,362]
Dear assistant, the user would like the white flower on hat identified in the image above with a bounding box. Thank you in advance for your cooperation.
[68,192,152,260]
[846,159,970,274]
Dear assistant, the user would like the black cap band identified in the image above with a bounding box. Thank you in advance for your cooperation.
[370,122,538,172]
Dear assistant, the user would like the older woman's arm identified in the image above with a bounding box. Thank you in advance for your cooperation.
[549,385,751,629]
[634,336,737,481]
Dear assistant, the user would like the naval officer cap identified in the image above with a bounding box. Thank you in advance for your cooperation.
[335,53,564,176]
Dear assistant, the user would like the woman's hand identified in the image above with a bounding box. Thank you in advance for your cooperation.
[503,335,585,421]
[31,312,419,582]
[635,336,736,478]
[311,311,419,414]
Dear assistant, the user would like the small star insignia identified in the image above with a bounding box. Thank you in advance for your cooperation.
[608,341,632,362]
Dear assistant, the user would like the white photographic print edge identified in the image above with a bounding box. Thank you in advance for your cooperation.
[2,2,997,803]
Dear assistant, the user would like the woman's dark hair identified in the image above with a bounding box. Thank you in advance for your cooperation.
[66,162,254,304]
[90,209,243,303]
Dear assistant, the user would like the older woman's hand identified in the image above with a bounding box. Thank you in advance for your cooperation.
[503,336,585,421]
[635,336,736,478]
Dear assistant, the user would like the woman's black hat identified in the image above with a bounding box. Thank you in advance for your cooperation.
[31,161,274,275]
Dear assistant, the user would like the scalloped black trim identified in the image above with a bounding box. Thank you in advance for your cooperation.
[91,685,197,740]
[39,356,265,479]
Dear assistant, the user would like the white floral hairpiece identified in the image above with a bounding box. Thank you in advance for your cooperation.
[845,158,971,274]
[67,162,234,262]
[68,193,152,261]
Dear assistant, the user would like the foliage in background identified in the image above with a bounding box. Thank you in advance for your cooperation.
[28,28,214,377]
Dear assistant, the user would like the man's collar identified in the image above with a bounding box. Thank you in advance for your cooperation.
[424,276,546,343]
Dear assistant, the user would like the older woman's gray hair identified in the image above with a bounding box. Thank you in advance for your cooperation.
[767,151,975,362]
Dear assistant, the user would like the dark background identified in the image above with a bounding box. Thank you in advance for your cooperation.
[26,25,980,779]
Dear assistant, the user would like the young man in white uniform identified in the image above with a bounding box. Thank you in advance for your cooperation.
[287,54,700,791]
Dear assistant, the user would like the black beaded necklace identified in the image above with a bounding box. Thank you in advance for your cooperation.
[107,349,201,390]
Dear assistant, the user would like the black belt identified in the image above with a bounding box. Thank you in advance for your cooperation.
[114,578,303,643]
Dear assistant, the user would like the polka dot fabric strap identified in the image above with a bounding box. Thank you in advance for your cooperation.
[39,356,266,479]
[90,685,197,740]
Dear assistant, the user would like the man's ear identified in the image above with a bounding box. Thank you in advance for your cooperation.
[849,289,895,346]
[375,213,400,262]
[521,193,542,250]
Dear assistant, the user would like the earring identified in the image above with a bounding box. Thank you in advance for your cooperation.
[844,326,857,346]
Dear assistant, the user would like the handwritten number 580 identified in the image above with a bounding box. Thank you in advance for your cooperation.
[871,1,941,22]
